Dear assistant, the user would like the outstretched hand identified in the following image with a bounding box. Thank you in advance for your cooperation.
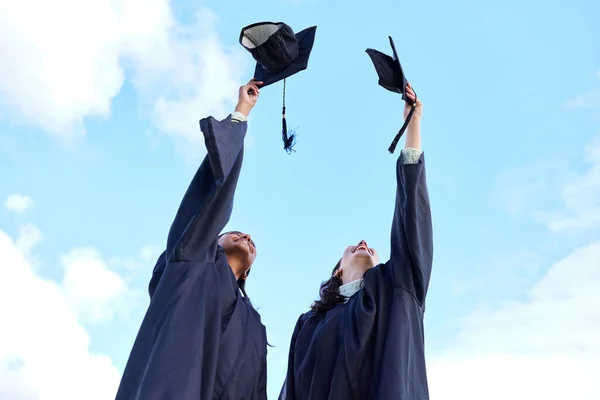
[235,79,263,116]
[404,83,423,121]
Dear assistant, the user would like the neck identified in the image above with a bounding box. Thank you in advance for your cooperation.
[342,268,367,285]
[225,255,246,280]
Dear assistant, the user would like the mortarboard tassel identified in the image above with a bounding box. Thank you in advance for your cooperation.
[388,91,417,154]
[281,79,297,154]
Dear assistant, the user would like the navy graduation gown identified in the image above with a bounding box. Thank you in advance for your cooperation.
[279,153,433,400]
[116,116,267,400]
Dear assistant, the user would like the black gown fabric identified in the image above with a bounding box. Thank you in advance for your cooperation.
[279,154,433,400]
[115,115,268,400]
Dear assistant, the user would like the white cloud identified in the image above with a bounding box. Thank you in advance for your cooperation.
[110,244,162,273]
[0,0,245,148]
[0,0,126,141]
[15,224,43,255]
[128,8,246,146]
[429,241,600,399]
[61,247,128,323]
[429,353,598,400]
[545,137,600,231]
[0,227,121,400]
[4,194,34,213]
[494,135,600,232]
[493,162,557,216]
[139,245,162,264]
[458,131,600,398]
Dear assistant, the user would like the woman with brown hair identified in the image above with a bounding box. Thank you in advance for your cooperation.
[279,84,434,400]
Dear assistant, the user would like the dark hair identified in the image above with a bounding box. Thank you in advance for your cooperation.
[237,269,250,298]
[310,260,345,314]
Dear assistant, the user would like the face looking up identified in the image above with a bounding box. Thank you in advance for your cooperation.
[337,240,380,284]
[218,231,257,277]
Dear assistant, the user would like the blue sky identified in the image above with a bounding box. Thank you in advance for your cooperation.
[1,0,599,398]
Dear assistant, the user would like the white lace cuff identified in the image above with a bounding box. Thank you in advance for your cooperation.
[400,147,423,164]
[231,111,248,123]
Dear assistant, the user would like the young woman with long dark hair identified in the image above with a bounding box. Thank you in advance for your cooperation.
[116,80,268,400]
[279,84,434,400]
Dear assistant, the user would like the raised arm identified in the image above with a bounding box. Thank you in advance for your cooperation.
[166,80,262,264]
[387,85,433,306]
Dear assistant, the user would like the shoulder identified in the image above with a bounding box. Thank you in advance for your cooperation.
[287,311,315,336]
[295,310,317,327]
[357,262,394,297]
[301,310,315,321]
[364,262,387,282]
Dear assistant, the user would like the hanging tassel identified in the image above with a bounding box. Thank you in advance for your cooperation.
[281,79,297,154]
[388,92,418,154]
[282,106,297,154]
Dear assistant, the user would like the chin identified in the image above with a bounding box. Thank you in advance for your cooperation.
[353,251,373,260]
[232,242,252,254]
[223,245,250,262]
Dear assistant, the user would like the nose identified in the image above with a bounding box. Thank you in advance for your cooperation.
[358,240,367,247]
[241,233,252,240]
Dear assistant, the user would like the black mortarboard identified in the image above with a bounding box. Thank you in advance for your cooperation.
[366,36,418,154]
[240,22,317,153]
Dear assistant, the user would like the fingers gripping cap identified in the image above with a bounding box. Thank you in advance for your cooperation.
[366,36,418,153]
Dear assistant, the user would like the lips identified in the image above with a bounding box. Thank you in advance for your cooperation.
[352,241,373,255]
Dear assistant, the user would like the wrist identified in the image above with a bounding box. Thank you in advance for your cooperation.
[408,112,421,123]
[235,102,252,117]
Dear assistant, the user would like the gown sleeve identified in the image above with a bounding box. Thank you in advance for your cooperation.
[278,314,306,400]
[166,115,247,263]
[386,148,433,306]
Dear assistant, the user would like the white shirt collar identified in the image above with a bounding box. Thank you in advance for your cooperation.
[339,279,364,301]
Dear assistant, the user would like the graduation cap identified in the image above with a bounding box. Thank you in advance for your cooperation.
[239,22,317,153]
[366,36,418,154]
